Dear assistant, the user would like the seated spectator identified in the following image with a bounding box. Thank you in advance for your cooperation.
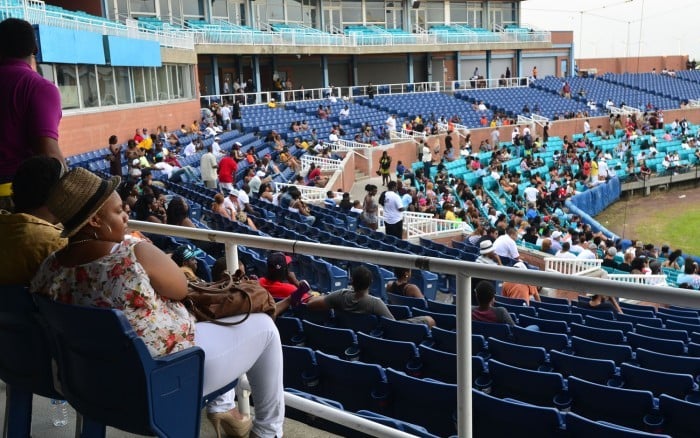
[501,262,540,304]
[472,281,515,326]
[338,192,352,211]
[386,267,424,299]
[350,200,364,214]
[258,252,313,303]
[580,295,622,313]
[661,249,683,271]
[305,265,434,327]
[288,190,315,225]
[555,241,575,258]
[133,193,166,223]
[212,193,232,220]
[677,258,700,289]
[31,168,285,438]
[601,247,620,270]
[166,196,196,228]
[476,240,502,265]
[258,182,275,204]
[323,191,337,208]
[223,189,258,231]
[0,157,66,285]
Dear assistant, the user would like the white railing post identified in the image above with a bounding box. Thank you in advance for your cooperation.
[456,271,472,438]
[225,241,239,274]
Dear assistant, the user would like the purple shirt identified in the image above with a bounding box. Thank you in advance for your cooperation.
[0,59,62,182]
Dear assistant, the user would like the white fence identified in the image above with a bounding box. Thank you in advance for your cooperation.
[300,155,343,172]
[608,274,668,287]
[128,220,700,438]
[452,76,531,91]
[544,258,603,276]
[404,212,473,240]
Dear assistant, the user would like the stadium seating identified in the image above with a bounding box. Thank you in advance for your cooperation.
[315,352,388,412]
[549,350,617,385]
[487,359,570,408]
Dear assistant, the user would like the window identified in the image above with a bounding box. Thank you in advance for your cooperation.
[56,64,79,109]
[464,1,484,27]
[180,65,194,99]
[97,65,116,106]
[133,68,146,102]
[36,63,54,82]
[182,0,204,20]
[287,0,303,23]
[167,64,178,98]
[78,65,99,108]
[425,0,444,26]
[365,0,385,25]
[129,0,156,15]
[342,0,362,25]
[156,66,169,100]
[144,67,157,101]
[114,67,132,105]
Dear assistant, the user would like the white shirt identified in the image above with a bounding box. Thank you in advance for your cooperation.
[492,235,519,260]
[200,152,218,182]
[329,132,339,142]
[183,142,196,156]
[386,116,397,132]
[422,146,432,163]
[153,162,175,178]
[598,160,609,178]
[237,190,250,211]
[555,250,575,258]
[382,191,404,225]
[339,108,350,117]
[220,105,232,121]
[583,121,590,133]
[223,196,238,215]
[212,141,222,158]
[577,249,597,260]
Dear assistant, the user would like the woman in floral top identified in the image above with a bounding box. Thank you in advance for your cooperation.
[31,168,283,438]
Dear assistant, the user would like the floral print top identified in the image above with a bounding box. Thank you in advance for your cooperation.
[30,240,195,357]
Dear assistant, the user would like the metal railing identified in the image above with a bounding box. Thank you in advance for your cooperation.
[127,220,700,438]
[451,76,530,91]
[300,155,343,172]
[404,212,473,239]
[544,257,603,276]
[608,274,668,287]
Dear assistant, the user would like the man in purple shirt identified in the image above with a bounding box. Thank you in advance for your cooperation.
[0,18,64,210]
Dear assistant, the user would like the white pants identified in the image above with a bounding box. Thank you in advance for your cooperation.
[195,313,285,437]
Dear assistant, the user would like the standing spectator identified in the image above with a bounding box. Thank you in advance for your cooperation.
[0,18,65,210]
[106,135,122,177]
[217,149,238,193]
[367,82,376,99]
[382,181,404,239]
[361,184,379,230]
[200,144,218,189]
[379,150,392,186]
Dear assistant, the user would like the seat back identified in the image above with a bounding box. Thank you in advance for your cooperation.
[487,337,548,370]
[536,308,584,324]
[281,345,318,391]
[418,344,456,384]
[512,325,569,351]
[333,311,381,335]
[636,348,700,378]
[570,305,616,321]
[635,324,689,342]
[567,376,656,431]
[315,351,387,412]
[617,313,664,327]
[357,332,420,373]
[626,332,686,356]
[380,317,431,345]
[426,299,456,314]
[430,326,457,353]
[659,394,700,438]
[571,336,633,364]
[488,359,566,407]
[275,316,305,346]
[385,368,457,437]
[518,314,568,334]
[34,295,204,437]
[472,320,512,340]
[549,350,616,384]
[585,315,634,334]
[620,363,695,399]
[565,411,669,438]
[569,322,625,344]
[302,320,358,359]
[411,307,456,330]
[386,292,427,309]
[472,389,564,437]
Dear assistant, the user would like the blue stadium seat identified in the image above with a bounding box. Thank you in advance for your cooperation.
[386,292,427,309]
[570,322,625,344]
[571,335,633,364]
[536,308,584,324]
[315,351,388,412]
[276,316,306,346]
[473,389,565,437]
[282,345,319,391]
[567,376,661,431]
[617,313,664,328]
[488,359,570,409]
[626,332,686,356]
[619,363,698,400]
[658,393,700,438]
[487,336,550,371]
[354,410,439,438]
[565,411,670,438]
[635,324,689,342]
[357,332,420,373]
[333,311,382,336]
[426,299,456,314]
[302,320,359,360]
[636,348,700,380]
[0,286,62,437]
[531,301,571,313]
[386,304,412,320]
[417,344,456,384]
[380,317,432,345]
[549,350,617,385]
[585,315,634,334]
[512,325,569,351]
[570,305,616,321]
[472,320,512,341]
[410,307,456,330]
[430,326,457,353]
[518,314,569,334]
[385,368,457,437]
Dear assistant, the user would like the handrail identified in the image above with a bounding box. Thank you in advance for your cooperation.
[300,155,343,171]
[452,76,530,91]
[608,274,668,286]
[544,258,603,276]
[127,220,700,438]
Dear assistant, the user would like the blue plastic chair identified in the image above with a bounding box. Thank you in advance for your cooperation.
[512,325,569,351]
[34,295,237,438]
[315,351,388,412]
[636,348,700,379]
[570,322,625,344]
[473,389,565,437]
[488,359,570,409]
[487,336,550,371]
[357,332,420,374]
[518,314,569,334]
[302,320,358,360]
[565,411,670,438]
[0,286,63,437]
[626,332,686,356]
[549,349,617,385]
[380,316,432,346]
[585,315,634,334]
[281,345,319,391]
[620,363,697,400]
[417,344,456,384]
[571,335,633,364]
[385,368,457,437]
[355,410,439,438]
[659,393,700,438]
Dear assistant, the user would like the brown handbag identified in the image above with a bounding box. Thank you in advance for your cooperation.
[184,272,276,326]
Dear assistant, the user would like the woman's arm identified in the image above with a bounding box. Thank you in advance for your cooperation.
[135,241,188,300]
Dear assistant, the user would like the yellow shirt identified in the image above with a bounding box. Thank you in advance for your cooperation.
[138,137,153,151]
[445,210,457,221]
[0,212,67,285]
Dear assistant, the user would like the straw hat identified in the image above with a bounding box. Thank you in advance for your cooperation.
[480,240,495,255]
[48,168,121,238]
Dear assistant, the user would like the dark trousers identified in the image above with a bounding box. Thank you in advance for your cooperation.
[385,220,404,239]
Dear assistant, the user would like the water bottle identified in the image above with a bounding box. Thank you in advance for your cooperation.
[50,399,68,427]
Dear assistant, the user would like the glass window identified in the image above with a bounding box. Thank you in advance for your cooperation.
[451,2,468,25]
[129,0,156,15]
[167,64,178,99]
[114,67,132,105]
[56,64,79,109]
[78,65,99,108]
[425,0,444,25]
[182,0,204,19]
[287,0,303,23]
[465,1,483,27]
[156,66,169,100]
[302,0,317,28]
[180,65,194,99]
[212,0,228,18]
[159,0,172,22]
[133,68,146,102]
[145,67,157,101]
[266,0,284,22]
[341,0,362,25]
[365,0,384,25]
[36,63,54,82]
[97,65,116,106]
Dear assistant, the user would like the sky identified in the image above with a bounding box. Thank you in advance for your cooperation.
[520,0,699,61]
